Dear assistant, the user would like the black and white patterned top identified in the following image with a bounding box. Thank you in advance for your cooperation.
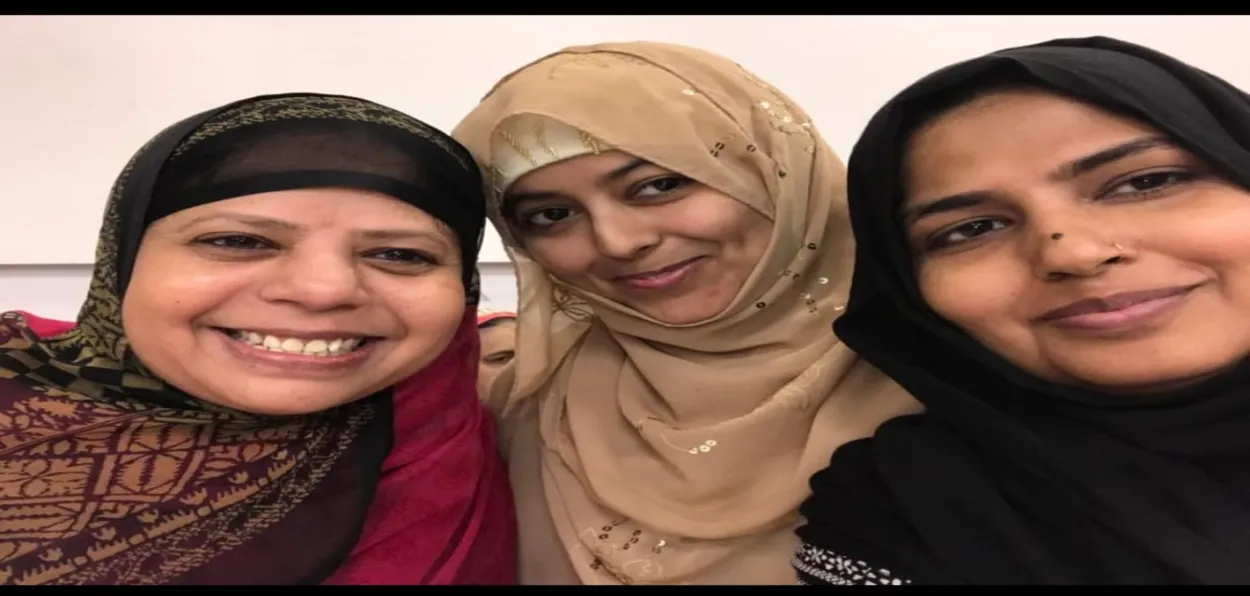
[793,542,911,585]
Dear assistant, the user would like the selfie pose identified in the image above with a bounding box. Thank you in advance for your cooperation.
[454,42,919,584]
[0,94,514,585]
[797,36,1250,585]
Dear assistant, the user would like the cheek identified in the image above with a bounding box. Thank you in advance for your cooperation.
[668,195,772,252]
[1157,195,1250,275]
[379,272,467,342]
[525,234,598,278]
[1134,190,1250,310]
[917,256,1027,336]
[122,248,253,343]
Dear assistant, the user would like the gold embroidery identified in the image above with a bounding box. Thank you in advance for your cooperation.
[575,520,668,584]
[551,284,593,322]
[533,118,559,161]
[494,128,538,168]
[736,64,819,155]
[578,130,605,155]
[547,52,652,80]
[636,417,719,456]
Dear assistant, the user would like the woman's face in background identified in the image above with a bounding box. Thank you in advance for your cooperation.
[122,187,467,415]
[477,317,516,398]
[902,89,1250,394]
[505,150,772,325]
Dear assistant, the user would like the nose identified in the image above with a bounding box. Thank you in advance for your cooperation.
[1031,222,1134,282]
[257,246,369,311]
[589,203,660,260]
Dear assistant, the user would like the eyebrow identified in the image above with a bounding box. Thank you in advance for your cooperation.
[900,135,1175,226]
[359,228,453,249]
[504,157,653,208]
[176,213,450,246]
[900,192,990,226]
[1051,135,1172,181]
[174,213,298,233]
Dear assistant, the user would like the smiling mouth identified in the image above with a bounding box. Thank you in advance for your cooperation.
[214,328,377,357]
[1034,282,1205,334]
[1039,284,1203,322]
[614,257,705,283]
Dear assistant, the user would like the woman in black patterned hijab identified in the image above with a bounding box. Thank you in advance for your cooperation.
[0,93,515,585]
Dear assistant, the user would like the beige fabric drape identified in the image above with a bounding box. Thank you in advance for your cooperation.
[453,41,921,585]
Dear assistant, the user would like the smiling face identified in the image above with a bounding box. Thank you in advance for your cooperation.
[121,187,466,415]
[901,88,1250,394]
[504,150,772,325]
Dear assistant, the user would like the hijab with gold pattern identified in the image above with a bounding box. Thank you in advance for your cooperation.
[453,42,920,584]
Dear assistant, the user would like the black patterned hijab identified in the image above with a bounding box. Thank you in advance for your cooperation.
[0,94,486,584]
[796,37,1250,584]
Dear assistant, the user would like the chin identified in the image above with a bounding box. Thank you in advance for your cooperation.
[201,381,373,416]
[635,304,718,326]
[1053,358,1237,396]
[628,294,732,326]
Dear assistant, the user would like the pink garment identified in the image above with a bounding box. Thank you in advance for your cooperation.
[477,310,516,327]
[11,311,74,338]
[322,310,517,585]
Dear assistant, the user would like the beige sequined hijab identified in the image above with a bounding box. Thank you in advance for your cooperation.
[453,42,920,584]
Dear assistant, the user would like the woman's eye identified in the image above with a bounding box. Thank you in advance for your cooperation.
[928,218,1006,250]
[1102,170,1195,199]
[198,234,272,250]
[523,207,576,229]
[482,350,514,365]
[368,248,438,265]
[633,176,692,197]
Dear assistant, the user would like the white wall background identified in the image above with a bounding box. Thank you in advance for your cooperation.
[4,15,1249,320]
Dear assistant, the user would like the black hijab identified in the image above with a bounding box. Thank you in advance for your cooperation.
[796,36,1250,585]
[0,93,486,584]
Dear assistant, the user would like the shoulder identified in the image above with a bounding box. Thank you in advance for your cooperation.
[795,436,917,586]
[796,415,965,586]
[479,363,542,465]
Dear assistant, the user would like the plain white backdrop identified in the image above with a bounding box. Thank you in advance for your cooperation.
[4,15,1249,318]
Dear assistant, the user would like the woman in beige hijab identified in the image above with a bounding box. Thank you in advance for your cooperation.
[452,42,921,585]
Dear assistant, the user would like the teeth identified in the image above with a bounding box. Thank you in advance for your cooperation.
[228,330,365,356]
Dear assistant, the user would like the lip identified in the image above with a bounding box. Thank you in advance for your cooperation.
[612,256,706,291]
[211,328,377,374]
[1038,283,1203,332]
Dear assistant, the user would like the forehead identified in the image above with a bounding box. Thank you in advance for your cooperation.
[174,188,452,233]
[479,318,517,331]
[479,321,516,346]
[904,90,1158,194]
[507,150,641,194]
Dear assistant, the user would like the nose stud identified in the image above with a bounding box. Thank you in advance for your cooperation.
[1050,232,1064,240]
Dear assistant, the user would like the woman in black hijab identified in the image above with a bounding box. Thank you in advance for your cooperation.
[0,94,515,584]
[794,36,1250,585]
